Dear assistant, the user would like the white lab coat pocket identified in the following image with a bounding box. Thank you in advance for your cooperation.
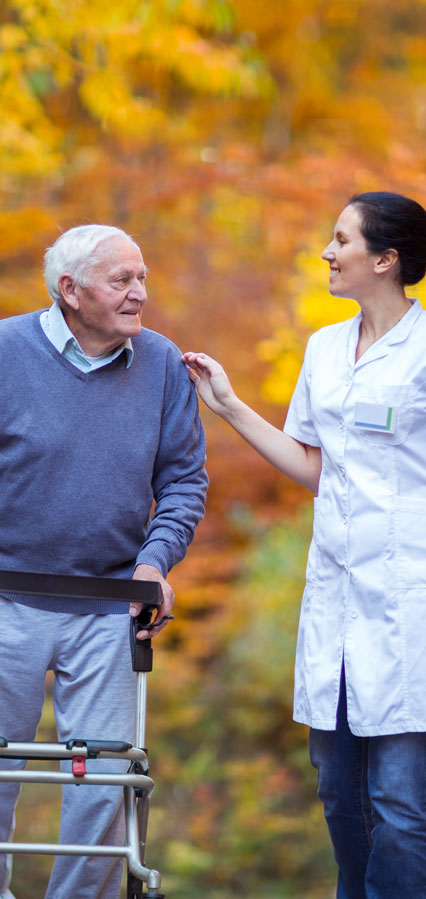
[395,497,426,586]
[305,497,319,583]
[355,384,416,446]
[295,582,315,665]
[398,588,426,722]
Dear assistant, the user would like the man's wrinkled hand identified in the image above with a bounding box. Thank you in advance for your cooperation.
[130,564,175,640]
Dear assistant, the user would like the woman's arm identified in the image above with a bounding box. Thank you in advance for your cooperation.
[182,352,321,494]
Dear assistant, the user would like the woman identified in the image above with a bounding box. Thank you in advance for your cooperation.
[182,192,426,899]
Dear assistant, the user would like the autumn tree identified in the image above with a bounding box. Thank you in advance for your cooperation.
[1,1,426,896]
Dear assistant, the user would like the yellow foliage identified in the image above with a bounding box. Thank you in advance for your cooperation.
[258,240,359,405]
[166,840,213,876]
[210,186,260,239]
[0,0,271,177]
[413,279,426,309]
[259,348,305,406]
[0,276,47,317]
[0,24,28,50]
[298,289,359,331]
[0,208,55,256]
[79,70,168,138]
[0,120,63,176]
[177,0,234,31]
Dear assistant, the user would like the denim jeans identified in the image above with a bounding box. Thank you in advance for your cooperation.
[309,670,426,899]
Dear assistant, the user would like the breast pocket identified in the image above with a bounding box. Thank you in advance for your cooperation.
[354,384,416,446]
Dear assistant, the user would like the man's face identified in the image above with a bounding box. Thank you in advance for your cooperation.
[62,236,148,355]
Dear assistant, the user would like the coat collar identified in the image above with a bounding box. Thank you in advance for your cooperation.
[348,298,422,370]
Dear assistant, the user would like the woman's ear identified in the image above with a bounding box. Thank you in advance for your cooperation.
[374,248,400,277]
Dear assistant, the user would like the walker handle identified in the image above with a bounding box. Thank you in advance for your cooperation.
[130,607,153,672]
[129,607,173,673]
[0,569,163,606]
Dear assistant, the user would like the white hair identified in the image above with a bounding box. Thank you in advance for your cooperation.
[44,224,140,304]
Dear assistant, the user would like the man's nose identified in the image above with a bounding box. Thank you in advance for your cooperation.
[128,279,147,301]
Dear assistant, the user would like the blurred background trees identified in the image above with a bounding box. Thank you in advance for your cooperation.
[1,0,425,895]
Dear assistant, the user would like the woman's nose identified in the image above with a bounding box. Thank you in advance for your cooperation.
[321,242,334,261]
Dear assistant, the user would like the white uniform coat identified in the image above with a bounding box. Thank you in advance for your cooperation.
[284,299,426,736]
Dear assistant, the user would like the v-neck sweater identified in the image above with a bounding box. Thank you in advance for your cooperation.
[0,312,207,613]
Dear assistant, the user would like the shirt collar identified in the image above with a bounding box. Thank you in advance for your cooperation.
[42,302,134,369]
[347,297,422,367]
[385,297,422,345]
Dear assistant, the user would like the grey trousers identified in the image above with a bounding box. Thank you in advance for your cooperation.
[0,599,137,899]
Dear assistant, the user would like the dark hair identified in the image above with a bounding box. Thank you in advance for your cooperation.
[348,191,426,286]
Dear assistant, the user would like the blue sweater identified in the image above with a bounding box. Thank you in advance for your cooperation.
[0,312,208,613]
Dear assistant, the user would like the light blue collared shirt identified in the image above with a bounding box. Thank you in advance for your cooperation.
[40,302,133,372]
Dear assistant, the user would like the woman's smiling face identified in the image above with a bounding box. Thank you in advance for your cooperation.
[321,204,379,301]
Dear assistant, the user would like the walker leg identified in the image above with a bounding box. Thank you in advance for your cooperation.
[127,873,143,898]
[125,791,150,898]
[135,791,150,864]
[127,875,166,898]
[128,616,166,897]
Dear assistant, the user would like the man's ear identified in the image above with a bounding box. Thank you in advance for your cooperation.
[374,249,400,277]
[58,273,80,310]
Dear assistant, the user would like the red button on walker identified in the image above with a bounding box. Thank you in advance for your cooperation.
[72,757,86,776]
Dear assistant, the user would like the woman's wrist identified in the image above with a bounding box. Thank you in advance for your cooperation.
[220,393,247,424]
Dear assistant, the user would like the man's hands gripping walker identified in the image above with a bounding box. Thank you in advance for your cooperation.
[130,564,175,640]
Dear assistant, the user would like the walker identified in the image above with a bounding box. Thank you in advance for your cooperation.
[0,570,167,898]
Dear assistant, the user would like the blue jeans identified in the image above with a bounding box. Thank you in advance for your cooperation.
[309,670,426,899]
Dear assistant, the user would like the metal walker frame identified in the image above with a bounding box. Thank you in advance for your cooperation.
[0,570,167,899]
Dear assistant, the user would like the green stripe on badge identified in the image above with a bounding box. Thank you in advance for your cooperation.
[386,407,393,431]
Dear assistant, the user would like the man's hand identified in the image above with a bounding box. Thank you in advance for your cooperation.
[130,564,175,640]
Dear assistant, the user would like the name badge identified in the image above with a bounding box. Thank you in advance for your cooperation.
[354,402,397,434]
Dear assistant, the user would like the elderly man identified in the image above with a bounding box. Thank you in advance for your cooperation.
[0,225,208,899]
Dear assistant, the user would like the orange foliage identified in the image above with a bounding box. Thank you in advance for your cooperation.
[1,1,426,894]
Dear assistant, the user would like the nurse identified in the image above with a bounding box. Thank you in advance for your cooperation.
[182,191,426,899]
